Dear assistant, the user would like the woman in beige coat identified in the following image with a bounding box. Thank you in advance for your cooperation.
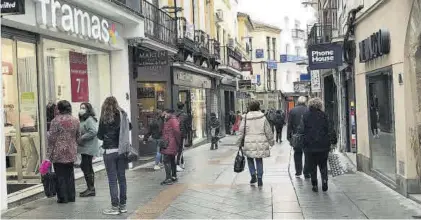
[237,100,275,187]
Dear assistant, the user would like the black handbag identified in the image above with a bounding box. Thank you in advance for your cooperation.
[157,139,168,149]
[234,116,246,173]
[42,172,57,198]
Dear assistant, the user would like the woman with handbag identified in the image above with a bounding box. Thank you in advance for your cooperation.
[77,102,99,197]
[297,97,337,192]
[237,100,275,187]
[47,100,80,204]
[160,109,182,185]
[143,110,165,170]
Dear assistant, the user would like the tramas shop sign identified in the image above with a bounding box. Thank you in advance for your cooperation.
[33,0,117,44]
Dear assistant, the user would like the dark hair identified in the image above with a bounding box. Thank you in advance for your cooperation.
[248,100,261,111]
[100,96,120,123]
[276,110,281,114]
[57,100,72,115]
[79,102,97,122]
[46,103,56,122]
[177,102,184,110]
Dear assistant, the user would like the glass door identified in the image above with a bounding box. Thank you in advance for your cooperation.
[3,38,40,185]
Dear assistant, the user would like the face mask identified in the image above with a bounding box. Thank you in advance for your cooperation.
[79,109,86,115]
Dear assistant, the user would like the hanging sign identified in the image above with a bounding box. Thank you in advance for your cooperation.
[267,60,277,70]
[311,70,321,92]
[1,0,25,15]
[241,61,252,72]
[69,51,89,102]
[308,43,342,70]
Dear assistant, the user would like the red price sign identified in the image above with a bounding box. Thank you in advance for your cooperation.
[69,51,89,102]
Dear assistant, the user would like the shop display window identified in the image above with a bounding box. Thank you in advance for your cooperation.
[42,39,111,119]
[3,38,41,186]
[179,88,207,144]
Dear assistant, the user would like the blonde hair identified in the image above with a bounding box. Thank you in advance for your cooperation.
[308,97,323,111]
[100,96,120,123]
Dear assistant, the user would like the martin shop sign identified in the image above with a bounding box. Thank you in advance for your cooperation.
[138,50,169,66]
[308,43,342,70]
[1,0,25,15]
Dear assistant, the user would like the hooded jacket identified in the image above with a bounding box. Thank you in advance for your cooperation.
[161,115,181,155]
[236,111,274,158]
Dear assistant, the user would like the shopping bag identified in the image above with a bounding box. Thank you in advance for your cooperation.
[42,170,57,198]
[328,151,345,177]
[234,148,246,173]
[39,160,52,175]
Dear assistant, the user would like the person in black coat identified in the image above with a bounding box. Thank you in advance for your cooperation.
[274,110,285,143]
[298,97,337,193]
[287,96,310,178]
[208,113,220,150]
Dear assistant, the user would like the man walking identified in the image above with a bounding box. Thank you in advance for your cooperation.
[287,96,310,178]
[175,102,188,171]
[274,110,285,143]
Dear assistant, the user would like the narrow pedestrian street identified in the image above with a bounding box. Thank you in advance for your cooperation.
[2,132,421,219]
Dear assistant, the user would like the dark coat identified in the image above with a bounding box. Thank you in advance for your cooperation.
[97,112,120,150]
[287,104,307,141]
[161,116,181,156]
[143,116,164,140]
[274,112,285,128]
[298,108,334,153]
[175,110,189,138]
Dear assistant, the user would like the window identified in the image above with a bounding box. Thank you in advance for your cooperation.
[295,46,301,56]
[216,25,221,43]
[286,44,290,55]
[266,37,271,60]
[272,38,276,61]
[273,69,277,90]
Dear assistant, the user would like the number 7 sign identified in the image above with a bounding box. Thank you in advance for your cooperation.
[69,51,89,102]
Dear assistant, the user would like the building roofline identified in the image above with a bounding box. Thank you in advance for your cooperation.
[252,20,281,33]
[237,12,254,29]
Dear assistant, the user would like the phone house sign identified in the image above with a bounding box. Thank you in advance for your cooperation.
[307,43,342,70]
[34,0,112,44]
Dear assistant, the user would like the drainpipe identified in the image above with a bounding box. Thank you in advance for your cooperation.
[0,18,7,211]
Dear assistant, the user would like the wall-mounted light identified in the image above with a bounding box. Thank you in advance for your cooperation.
[398,73,403,85]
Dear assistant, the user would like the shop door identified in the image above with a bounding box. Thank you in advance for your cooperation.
[179,90,193,146]
[3,37,41,185]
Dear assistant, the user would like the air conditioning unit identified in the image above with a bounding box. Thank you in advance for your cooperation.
[228,38,235,48]
[216,10,224,22]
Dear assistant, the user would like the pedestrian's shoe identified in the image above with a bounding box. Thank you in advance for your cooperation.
[80,189,95,197]
[250,175,257,185]
[304,174,311,179]
[295,173,301,178]
[103,206,120,215]
[79,189,88,196]
[119,204,127,213]
[322,180,328,192]
[312,185,319,192]
[172,177,178,182]
[161,179,173,185]
[258,178,263,187]
[154,165,161,170]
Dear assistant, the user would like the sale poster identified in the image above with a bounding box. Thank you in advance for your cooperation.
[69,51,89,102]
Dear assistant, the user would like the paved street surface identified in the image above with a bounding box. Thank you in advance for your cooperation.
[3,130,421,219]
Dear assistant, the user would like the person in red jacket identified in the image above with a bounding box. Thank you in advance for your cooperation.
[160,109,182,185]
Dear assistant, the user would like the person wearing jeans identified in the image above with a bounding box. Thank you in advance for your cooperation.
[97,96,131,215]
[143,110,164,170]
[160,109,181,185]
[237,100,274,187]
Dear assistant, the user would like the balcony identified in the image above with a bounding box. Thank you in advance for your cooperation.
[235,40,251,61]
[219,46,242,77]
[209,39,221,61]
[195,30,210,58]
[307,23,333,45]
[292,29,306,40]
[176,17,198,53]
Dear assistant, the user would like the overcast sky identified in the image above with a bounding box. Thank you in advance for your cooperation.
[237,0,316,29]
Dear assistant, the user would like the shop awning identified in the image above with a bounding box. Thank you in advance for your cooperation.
[218,65,242,78]
[172,62,224,79]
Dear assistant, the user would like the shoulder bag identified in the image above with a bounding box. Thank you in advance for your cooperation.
[234,116,246,173]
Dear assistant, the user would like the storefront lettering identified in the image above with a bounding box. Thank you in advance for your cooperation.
[34,0,111,44]
[359,29,390,63]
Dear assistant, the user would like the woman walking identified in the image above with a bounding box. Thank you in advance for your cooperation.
[237,100,274,187]
[232,111,242,135]
[47,100,80,203]
[77,103,99,197]
[161,109,181,185]
[298,97,336,192]
[97,97,131,215]
[209,113,220,150]
[143,110,164,170]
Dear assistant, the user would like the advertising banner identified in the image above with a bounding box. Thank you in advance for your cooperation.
[308,43,342,70]
[69,51,89,102]
[311,70,321,92]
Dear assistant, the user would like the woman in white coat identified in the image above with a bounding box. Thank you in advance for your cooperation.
[237,100,275,187]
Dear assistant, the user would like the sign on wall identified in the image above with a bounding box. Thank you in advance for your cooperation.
[311,70,321,92]
[241,61,252,72]
[308,43,342,70]
[267,60,277,70]
[138,50,168,66]
[69,51,89,102]
[256,49,264,59]
[359,29,390,63]
[1,0,25,15]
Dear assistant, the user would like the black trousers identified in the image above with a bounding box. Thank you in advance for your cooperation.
[211,137,219,149]
[80,154,94,189]
[163,154,176,180]
[293,149,310,176]
[54,162,76,203]
[276,127,283,143]
[307,151,329,184]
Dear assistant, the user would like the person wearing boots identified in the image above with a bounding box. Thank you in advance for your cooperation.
[161,109,182,185]
[298,97,336,192]
[209,113,220,150]
[77,102,99,197]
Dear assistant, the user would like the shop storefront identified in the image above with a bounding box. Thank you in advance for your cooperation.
[353,0,421,196]
[172,67,213,145]
[220,75,237,134]
[1,0,132,206]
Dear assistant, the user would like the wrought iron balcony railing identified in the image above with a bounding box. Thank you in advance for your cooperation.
[209,39,221,60]
[195,30,210,56]
[220,46,242,71]
[292,28,306,40]
[307,23,333,45]
[111,0,177,47]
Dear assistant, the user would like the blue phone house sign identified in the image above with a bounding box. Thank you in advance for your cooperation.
[307,43,342,70]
